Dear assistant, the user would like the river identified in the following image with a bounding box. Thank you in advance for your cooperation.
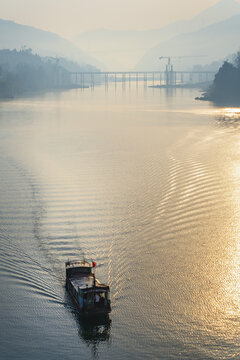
[0,84,240,359]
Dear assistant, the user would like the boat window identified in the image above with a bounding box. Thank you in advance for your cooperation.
[83,293,94,308]
[94,292,107,307]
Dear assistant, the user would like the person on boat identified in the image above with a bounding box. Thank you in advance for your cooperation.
[99,295,105,307]
[95,293,100,304]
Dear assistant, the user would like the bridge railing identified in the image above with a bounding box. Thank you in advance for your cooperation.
[70,71,216,88]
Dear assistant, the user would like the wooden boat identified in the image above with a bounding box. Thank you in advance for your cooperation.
[65,259,111,315]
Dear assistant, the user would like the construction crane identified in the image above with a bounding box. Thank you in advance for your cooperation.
[159,55,206,87]
[159,56,206,72]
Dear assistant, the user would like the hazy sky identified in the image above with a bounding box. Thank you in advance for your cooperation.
[0,0,237,38]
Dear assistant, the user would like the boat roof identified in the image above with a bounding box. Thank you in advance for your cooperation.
[71,276,109,291]
[71,276,94,290]
[65,259,91,269]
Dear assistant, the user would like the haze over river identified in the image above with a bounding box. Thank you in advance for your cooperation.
[0,84,240,359]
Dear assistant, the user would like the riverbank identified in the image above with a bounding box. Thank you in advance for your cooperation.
[0,84,89,100]
[196,54,240,106]
[149,81,211,90]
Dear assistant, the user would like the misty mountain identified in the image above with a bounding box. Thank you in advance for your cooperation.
[0,19,104,70]
[73,0,240,70]
[136,14,240,71]
[183,0,240,31]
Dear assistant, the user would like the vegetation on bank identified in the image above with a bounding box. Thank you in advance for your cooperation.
[198,52,240,105]
[0,48,98,98]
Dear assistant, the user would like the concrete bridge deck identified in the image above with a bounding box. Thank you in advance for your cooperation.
[70,70,216,88]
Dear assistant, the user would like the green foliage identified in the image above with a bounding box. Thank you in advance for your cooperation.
[0,49,71,98]
[233,51,240,70]
[204,53,240,105]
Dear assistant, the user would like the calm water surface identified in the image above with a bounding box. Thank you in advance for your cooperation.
[0,85,240,359]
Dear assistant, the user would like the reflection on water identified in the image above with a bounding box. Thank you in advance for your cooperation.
[216,107,240,127]
[0,85,240,359]
[74,313,111,359]
[64,282,112,358]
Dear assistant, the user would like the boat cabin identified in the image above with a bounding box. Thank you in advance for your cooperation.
[65,260,111,314]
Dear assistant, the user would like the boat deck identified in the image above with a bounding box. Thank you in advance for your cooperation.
[71,276,94,291]
[70,275,107,292]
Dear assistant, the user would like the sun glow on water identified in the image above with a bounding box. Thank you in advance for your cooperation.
[224,108,240,117]
[220,139,240,322]
[211,107,240,128]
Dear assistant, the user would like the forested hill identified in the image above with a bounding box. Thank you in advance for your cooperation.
[0,49,74,98]
[197,52,240,105]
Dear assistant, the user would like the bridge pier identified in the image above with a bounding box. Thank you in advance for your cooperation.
[144,72,147,86]
[91,73,94,88]
[180,73,184,84]
[191,73,194,83]
[81,73,85,88]
[165,70,169,87]
[122,73,126,88]
[128,72,131,87]
[105,73,108,87]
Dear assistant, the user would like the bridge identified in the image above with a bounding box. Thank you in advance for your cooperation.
[70,70,216,88]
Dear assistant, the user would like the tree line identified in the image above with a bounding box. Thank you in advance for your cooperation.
[0,48,98,98]
[199,52,240,105]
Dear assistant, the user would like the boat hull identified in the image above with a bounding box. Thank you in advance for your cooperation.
[66,278,111,316]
